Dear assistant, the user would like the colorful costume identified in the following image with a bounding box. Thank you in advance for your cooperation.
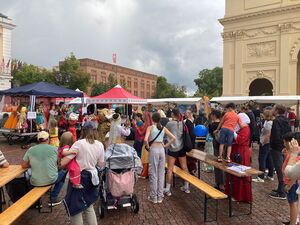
[225,126,252,202]
[16,106,28,132]
[68,113,78,142]
[36,106,45,130]
[4,105,19,129]
[49,127,60,147]
[97,109,111,143]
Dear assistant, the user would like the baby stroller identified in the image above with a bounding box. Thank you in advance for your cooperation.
[98,143,142,218]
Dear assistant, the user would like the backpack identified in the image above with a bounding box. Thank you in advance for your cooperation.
[5,177,31,203]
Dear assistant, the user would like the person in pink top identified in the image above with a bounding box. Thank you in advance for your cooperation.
[215,103,243,163]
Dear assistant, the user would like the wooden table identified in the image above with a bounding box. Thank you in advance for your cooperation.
[0,165,27,212]
[186,149,263,217]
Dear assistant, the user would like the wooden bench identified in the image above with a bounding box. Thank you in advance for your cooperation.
[186,149,263,217]
[168,165,227,222]
[0,185,51,225]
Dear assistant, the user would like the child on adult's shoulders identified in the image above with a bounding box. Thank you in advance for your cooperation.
[281,132,300,225]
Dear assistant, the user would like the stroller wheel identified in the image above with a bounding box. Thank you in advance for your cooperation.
[130,194,139,214]
[98,201,106,219]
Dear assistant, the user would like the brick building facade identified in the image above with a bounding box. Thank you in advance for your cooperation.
[79,58,158,98]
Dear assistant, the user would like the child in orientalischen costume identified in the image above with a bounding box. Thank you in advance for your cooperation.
[16,104,28,133]
[36,104,45,131]
[49,119,59,147]
[58,131,83,189]
[48,104,58,128]
[68,113,78,142]
[4,102,19,129]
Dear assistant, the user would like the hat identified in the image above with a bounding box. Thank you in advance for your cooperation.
[83,121,97,130]
[37,131,49,141]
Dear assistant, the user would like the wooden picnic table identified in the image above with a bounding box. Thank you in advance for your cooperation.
[0,165,27,212]
[186,149,263,217]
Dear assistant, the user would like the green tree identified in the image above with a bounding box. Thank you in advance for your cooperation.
[194,67,223,97]
[91,74,119,96]
[155,76,186,98]
[54,53,91,92]
[11,63,54,87]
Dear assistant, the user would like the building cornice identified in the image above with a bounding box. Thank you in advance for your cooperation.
[79,58,158,80]
[219,4,300,25]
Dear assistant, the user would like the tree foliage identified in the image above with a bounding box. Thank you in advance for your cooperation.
[91,74,118,97]
[11,53,91,92]
[194,67,222,97]
[155,76,186,98]
[11,63,54,87]
[54,53,91,92]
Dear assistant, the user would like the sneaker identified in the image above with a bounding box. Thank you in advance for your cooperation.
[147,196,157,204]
[48,200,62,207]
[157,197,163,203]
[180,186,191,194]
[265,176,274,181]
[217,156,223,162]
[164,190,172,197]
[269,192,286,200]
[252,177,264,183]
[271,189,278,193]
[282,221,290,225]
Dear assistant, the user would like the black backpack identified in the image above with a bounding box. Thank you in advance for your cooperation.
[5,177,31,203]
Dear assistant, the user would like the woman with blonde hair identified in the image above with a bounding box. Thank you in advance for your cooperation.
[253,109,274,182]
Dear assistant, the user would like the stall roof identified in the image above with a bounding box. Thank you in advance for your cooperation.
[0,82,84,98]
[211,96,300,105]
[88,84,147,104]
[147,98,202,105]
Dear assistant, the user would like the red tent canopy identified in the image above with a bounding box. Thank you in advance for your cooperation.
[87,85,147,104]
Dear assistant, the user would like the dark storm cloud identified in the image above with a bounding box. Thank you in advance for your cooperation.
[0,0,224,93]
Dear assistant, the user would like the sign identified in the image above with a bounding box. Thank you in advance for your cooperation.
[27,111,36,119]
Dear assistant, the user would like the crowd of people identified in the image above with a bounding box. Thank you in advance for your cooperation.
[1,102,300,225]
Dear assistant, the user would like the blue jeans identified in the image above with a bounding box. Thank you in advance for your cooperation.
[258,144,274,179]
[50,170,67,201]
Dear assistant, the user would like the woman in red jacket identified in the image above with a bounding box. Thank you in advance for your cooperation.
[225,113,252,203]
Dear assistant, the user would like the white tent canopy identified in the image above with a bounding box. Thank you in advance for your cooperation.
[147,97,202,105]
[211,96,300,105]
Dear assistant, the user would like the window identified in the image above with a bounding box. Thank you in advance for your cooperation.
[91,69,97,73]
[134,82,138,88]
[134,91,138,96]
[127,81,131,88]
[101,71,106,75]
[147,92,150,98]
[147,84,150,90]
[102,76,106,83]
[141,91,145,98]
[141,80,145,88]
[91,75,97,83]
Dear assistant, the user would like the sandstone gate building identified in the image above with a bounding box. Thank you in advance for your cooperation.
[79,58,158,98]
[220,0,300,96]
[0,13,15,90]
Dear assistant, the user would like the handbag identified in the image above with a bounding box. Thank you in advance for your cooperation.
[108,169,135,197]
[145,126,164,151]
[182,121,193,152]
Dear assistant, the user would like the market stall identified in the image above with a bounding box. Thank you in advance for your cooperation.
[0,82,83,146]
[87,84,147,105]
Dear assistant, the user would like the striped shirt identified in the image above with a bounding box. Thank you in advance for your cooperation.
[0,150,7,167]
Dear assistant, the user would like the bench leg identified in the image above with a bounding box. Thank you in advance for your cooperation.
[228,174,233,217]
[197,160,200,179]
[172,173,176,187]
[204,194,208,222]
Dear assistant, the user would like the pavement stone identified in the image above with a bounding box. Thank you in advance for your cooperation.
[0,138,289,225]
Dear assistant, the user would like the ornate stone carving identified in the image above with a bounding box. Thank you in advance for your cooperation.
[278,23,293,32]
[246,70,276,88]
[247,41,276,57]
[290,37,300,60]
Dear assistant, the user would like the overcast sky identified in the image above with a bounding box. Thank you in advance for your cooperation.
[1,0,225,93]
